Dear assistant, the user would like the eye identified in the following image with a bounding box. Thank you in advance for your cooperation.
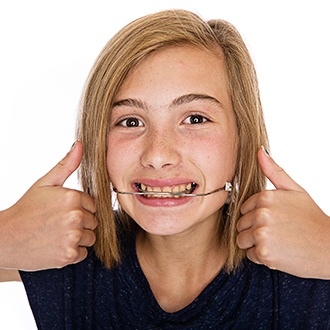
[117,117,144,127]
[182,114,209,125]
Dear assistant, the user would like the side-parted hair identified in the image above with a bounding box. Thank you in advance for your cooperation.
[77,9,268,271]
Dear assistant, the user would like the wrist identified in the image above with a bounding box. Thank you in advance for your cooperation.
[0,206,22,270]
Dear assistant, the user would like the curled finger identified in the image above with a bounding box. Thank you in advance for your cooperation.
[237,213,253,233]
[79,229,97,248]
[81,192,97,213]
[83,211,98,231]
[236,228,255,250]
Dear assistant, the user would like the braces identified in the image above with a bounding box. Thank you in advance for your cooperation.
[113,182,232,197]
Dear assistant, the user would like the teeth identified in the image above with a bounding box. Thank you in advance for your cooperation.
[172,186,180,199]
[136,182,196,198]
[153,186,162,199]
[163,186,171,193]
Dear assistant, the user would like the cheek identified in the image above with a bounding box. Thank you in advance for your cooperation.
[193,133,237,175]
[106,135,141,187]
[106,139,125,182]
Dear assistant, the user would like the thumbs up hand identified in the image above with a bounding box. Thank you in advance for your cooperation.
[236,147,330,279]
[0,141,97,271]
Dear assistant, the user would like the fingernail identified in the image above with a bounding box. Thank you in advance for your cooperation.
[261,145,270,157]
[71,141,77,150]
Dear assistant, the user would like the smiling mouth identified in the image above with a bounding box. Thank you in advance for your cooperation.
[135,182,198,198]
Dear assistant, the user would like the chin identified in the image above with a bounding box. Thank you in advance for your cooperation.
[135,214,188,237]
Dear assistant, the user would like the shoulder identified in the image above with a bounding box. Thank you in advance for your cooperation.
[232,258,330,298]
[241,259,330,309]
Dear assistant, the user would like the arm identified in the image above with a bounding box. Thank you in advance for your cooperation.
[0,141,97,281]
[237,147,330,279]
[0,270,20,282]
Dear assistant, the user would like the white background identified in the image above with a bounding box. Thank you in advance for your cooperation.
[0,0,329,328]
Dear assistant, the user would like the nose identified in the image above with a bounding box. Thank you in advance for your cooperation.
[140,128,180,170]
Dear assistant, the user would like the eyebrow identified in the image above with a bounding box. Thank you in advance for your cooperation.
[112,93,224,111]
[170,93,223,109]
[112,98,149,111]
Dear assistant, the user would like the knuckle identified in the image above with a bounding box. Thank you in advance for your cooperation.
[59,230,85,264]
[67,209,84,226]
[71,229,83,242]
[254,207,270,225]
[258,190,274,205]
[254,244,272,264]
[253,226,269,241]
[61,247,80,264]
[64,189,81,206]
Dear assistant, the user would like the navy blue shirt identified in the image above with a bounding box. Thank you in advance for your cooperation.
[20,233,330,329]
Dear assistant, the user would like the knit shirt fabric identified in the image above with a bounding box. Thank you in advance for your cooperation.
[20,232,330,329]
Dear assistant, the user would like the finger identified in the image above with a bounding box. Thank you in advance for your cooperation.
[79,229,96,247]
[37,141,83,187]
[70,247,89,265]
[236,213,253,232]
[82,211,98,231]
[80,192,97,214]
[238,235,269,267]
[236,227,255,249]
[240,193,259,215]
[245,244,276,269]
[258,146,304,192]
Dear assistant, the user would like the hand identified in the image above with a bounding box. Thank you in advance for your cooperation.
[236,147,330,279]
[0,141,97,271]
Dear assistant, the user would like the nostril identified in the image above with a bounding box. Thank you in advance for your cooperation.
[139,125,181,164]
[140,137,180,170]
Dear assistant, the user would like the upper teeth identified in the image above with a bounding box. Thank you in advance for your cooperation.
[137,182,196,197]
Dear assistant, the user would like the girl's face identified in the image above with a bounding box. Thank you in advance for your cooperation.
[107,45,237,236]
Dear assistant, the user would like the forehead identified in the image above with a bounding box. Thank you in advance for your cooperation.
[115,45,230,107]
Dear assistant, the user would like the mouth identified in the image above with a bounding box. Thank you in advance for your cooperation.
[134,182,198,198]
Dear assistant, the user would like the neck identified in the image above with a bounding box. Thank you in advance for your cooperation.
[138,227,223,269]
[136,220,226,312]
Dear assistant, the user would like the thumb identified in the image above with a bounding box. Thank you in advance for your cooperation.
[258,146,304,192]
[37,141,83,187]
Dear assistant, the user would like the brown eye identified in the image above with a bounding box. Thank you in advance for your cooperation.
[183,114,208,125]
[118,117,143,127]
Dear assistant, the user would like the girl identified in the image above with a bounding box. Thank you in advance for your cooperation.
[3,9,330,328]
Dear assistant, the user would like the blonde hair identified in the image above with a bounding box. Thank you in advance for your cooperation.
[77,9,268,271]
